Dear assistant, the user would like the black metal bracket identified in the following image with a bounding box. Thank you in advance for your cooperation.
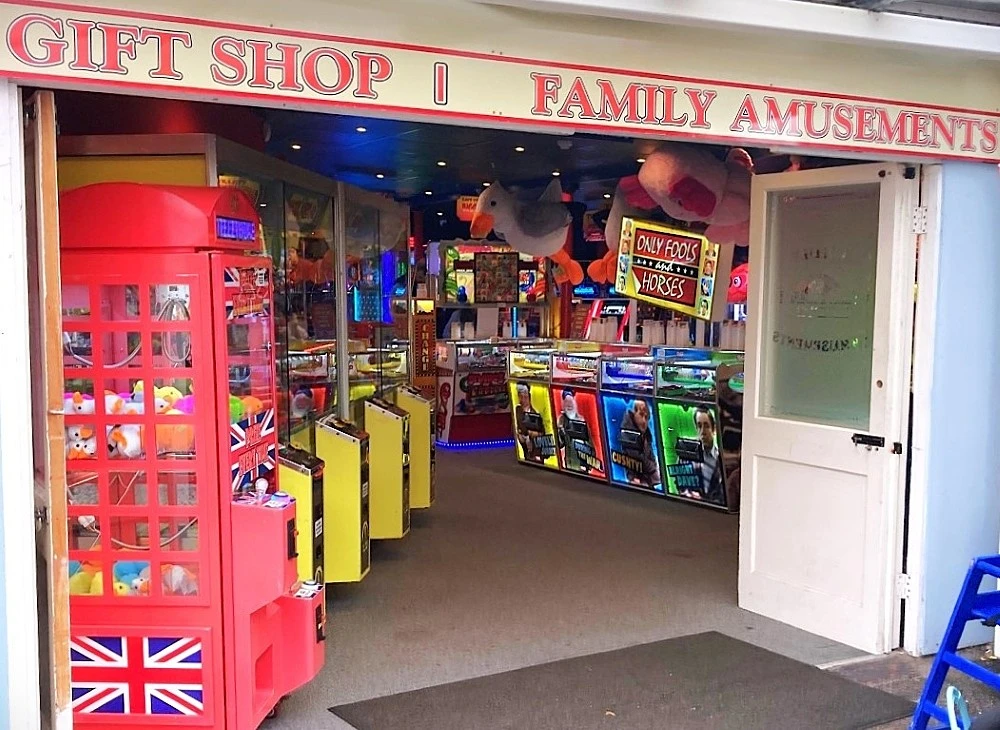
[852,433,886,448]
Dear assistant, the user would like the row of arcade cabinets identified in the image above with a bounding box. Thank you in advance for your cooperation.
[279,385,436,587]
[60,183,324,728]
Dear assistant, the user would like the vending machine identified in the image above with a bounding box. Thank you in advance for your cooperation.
[59,183,324,729]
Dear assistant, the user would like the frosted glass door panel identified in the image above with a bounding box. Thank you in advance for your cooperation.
[760,183,879,430]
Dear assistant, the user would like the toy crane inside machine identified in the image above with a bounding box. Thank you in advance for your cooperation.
[60,182,325,729]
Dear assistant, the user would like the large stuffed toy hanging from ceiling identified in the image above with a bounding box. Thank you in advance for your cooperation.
[588,142,754,284]
[470,179,585,285]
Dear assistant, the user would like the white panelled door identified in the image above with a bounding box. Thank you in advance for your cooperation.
[738,163,917,654]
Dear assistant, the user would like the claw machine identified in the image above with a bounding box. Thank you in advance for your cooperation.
[59,182,324,729]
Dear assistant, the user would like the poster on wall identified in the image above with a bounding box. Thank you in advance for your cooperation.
[509,381,558,469]
[475,252,520,304]
[615,218,718,320]
[600,394,663,492]
[551,387,607,480]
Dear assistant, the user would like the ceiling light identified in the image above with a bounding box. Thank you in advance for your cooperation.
[514,146,525,153]
[290,143,302,150]
[376,173,385,179]
[636,157,646,163]
[437,161,447,167]
[356,126,367,133]
[482,182,491,187]
[603,193,611,199]
[552,170,560,177]
[259,202,268,207]
[437,211,444,216]
[425,191,433,196]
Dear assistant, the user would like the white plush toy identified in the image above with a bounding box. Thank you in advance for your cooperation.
[470,179,584,285]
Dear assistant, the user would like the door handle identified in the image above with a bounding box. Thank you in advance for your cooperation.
[852,433,885,449]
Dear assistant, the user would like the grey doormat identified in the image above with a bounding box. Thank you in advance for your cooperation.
[330,632,914,729]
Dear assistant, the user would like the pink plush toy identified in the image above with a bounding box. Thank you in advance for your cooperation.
[589,143,753,284]
[638,143,752,246]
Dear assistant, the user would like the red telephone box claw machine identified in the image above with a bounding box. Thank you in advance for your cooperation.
[59,183,325,729]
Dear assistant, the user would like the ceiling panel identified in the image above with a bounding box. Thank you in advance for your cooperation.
[793,0,1000,25]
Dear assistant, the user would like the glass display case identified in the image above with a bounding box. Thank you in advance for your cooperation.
[507,348,555,383]
[653,352,745,512]
[551,351,602,389]
[436,339,551,445]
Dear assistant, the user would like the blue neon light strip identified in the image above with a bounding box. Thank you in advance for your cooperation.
[435,439,514,451]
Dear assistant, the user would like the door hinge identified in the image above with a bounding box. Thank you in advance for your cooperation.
[34,505,49,532]
[912,206,928,235]
[895,573,912,600]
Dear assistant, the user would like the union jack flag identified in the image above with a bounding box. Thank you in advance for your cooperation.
[230,408,275,452]
[71,634,205,717]
[231,408,276,490]
[223,266,270,319]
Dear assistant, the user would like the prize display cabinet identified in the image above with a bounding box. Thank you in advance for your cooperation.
[59,182,324,729]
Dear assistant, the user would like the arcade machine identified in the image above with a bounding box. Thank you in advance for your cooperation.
[278,445,325,583]
[315,414,371,582]
[654,353,745,512]
[598,356,665,495]
[60,183,324,728]
[549,351,608,482]
[507,348,559,470]
[396,385,435,509]
[365,396,411,540]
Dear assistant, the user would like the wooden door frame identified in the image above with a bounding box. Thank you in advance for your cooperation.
[0,80,43,728]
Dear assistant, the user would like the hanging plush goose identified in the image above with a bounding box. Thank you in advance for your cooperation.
[470,179,584,285]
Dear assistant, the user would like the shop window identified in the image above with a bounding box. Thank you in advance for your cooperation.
[61,283,91,320]
[111,560,152,597]
[155,423,196,459]
[100,331,144,369]
[66,471,99,507]
[159,517,199,552]
[150,283,192,322]
[99,284,140,321]
[158,470,197,506]
[62,331,93,369]
[160,561,200,597]
[153,331,193,368]
[109,471,148,506]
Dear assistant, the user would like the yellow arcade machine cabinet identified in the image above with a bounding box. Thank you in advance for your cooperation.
[315,414,372,582]
[278,445,326,584]
[396,385,435,509]
[365,397,411,539]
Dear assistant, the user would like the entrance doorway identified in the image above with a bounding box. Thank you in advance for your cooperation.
[23,87,921,727]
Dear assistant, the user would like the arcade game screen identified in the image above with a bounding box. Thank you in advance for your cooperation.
[551,386,607,480]
[509,381,558,469]
[442,242,546,305]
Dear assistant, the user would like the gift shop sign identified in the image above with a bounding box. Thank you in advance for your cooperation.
[1,2,998,161]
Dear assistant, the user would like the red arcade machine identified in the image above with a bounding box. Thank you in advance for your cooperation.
[59,183,325,728]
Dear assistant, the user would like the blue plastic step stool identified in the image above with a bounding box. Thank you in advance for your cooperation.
[911,555,1000,730]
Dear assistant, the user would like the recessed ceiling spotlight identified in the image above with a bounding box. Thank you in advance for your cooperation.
[259,202,268,207]
[437,160,447,167]
[636,157,646,163]
[356,126,367,133]
[514,146,525,153]
[290,143,302,150]
[376,173,385,179]
[552,170,561,177]
[482,182,491,187]
[425,191,433,196]
[603,193,611,199]
[437,211,444,216]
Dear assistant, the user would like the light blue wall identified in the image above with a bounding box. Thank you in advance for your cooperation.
[918,162,1000,654]
[0,426,9,722]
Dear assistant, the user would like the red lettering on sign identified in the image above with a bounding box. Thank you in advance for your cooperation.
[634,269,696,307]
[353,51,392,99]
[211,36,247,85]
[246,40,304,91]
[94,23,140,75]
[139,27,192,80]
[302,47,353,95]
[7,14,67,67]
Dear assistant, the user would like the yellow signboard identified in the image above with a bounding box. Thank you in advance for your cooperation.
[615,218,719,320]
